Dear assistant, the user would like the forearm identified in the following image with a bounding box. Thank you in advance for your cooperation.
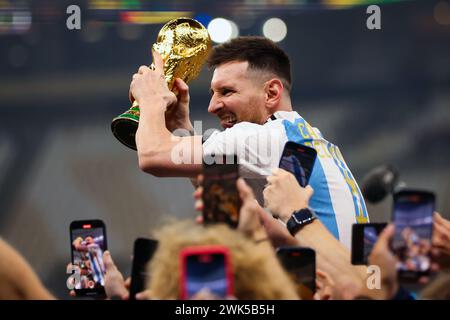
[0,239,54,300]
[275,195,367,287]
[135,99,203,177]
[136,97,176,156]
[167,116,194,135]
[294,221,367,288]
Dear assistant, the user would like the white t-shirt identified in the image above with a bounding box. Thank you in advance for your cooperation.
[203,111,369,248]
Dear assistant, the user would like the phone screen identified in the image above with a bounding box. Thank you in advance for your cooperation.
[392,190,435,278]
[185,253,228,298]
[180,246,232,299]
[202,154,241,228]
[351,223,387,265]
[129,238,158,300]
[70,220,107,296]
[279,142,317,187]
[277,247,316,299]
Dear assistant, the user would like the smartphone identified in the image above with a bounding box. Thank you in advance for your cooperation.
[179,245,234,299]
[70,219,107,297]
[276,247,316,300]
[129,238,159,300]
[279,141,317,187]
[392,190,435,280]
[202,154,241,228]
[351,223,388,265]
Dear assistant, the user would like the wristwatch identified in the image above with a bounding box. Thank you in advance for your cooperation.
[286,208,317,236]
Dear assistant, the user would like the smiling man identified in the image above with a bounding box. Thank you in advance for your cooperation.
[130,36,368,248]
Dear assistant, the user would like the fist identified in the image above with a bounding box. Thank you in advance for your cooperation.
[129,51,176,110]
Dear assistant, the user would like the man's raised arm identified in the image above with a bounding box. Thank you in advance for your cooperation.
[130,50,203,178]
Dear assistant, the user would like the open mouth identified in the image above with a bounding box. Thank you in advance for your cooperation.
[220,117,237,128]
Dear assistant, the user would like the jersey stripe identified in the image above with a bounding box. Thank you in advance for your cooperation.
[282,118,341,241]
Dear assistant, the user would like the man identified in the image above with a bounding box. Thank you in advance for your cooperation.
[130,36,368,248]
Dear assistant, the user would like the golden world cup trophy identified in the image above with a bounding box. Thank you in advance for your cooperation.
[111,17,212,150]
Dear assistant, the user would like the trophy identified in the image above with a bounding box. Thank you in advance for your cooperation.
[111,17,212,150]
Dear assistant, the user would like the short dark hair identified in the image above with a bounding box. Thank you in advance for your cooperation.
[207,36,292,91]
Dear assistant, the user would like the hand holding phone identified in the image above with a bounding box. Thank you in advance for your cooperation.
[276,247,316,299]
[392,189,435,280]
[351,223,388,265]
[69,219,107,297]
[179,245,234,299]
[279,141,317,187]
[129,238,158,300]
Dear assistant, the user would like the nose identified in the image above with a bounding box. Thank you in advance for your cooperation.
[208,95,223,114]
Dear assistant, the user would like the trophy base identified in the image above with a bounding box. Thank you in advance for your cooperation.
[111,114,138,150]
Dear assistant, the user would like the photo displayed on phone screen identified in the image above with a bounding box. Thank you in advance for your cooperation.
[70,220,107,295]
[363,227,380,263]
[351,223,387,265]
[277,247,316,300]
[392,190,435,279]
[202,154,241,228]
[279,142,317,187]
[180,246,233,299]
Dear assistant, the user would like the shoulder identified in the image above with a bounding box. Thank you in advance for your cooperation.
[203,121,285,144]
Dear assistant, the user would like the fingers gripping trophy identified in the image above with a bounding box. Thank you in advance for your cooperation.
[111,18,212,150]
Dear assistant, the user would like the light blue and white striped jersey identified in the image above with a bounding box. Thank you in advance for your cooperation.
[203,111,369,248]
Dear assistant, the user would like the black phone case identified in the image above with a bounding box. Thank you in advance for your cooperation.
[351,222,387,265]
[129,238,158,299]
[279,141,317,187]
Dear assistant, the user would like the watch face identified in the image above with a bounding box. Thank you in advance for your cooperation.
[287,218,301,236]
[293,208,313,223]
[288,209,316,235]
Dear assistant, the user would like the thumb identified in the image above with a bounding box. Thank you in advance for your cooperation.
[237,178,254,202]
[373,224,395,251]
[174,78,190,103]
[434,211,446,225]
[305,185,314,200]
[103,251,116,272]
[152,49,164,72]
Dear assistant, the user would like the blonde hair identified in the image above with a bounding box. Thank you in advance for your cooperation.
[147,220,299,300]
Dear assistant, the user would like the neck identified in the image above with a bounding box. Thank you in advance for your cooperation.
[268,98,293,119]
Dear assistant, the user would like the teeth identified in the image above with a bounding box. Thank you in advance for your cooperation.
[224,117,236,123]
[219,114,237,126]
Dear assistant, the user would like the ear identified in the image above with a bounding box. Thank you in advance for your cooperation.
[264,78,284,111]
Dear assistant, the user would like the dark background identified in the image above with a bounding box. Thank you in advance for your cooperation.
[0,0,449,298]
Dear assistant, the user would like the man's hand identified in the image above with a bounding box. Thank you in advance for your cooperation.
[235,178,268,241]
[365,224,399,300]
[103,251,129,300]
[193,174,297,247]
[263,168,314,223]
[193,175,268,242]
[432,212,450,270]
[314,269,360,300]
[129,50,176,111]
[314,270,333,300]
[165,78,194,133]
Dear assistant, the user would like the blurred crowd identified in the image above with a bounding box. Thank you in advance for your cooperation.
[1,167,449,300]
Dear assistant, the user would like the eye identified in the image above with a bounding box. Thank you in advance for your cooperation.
[221,88,234,96]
